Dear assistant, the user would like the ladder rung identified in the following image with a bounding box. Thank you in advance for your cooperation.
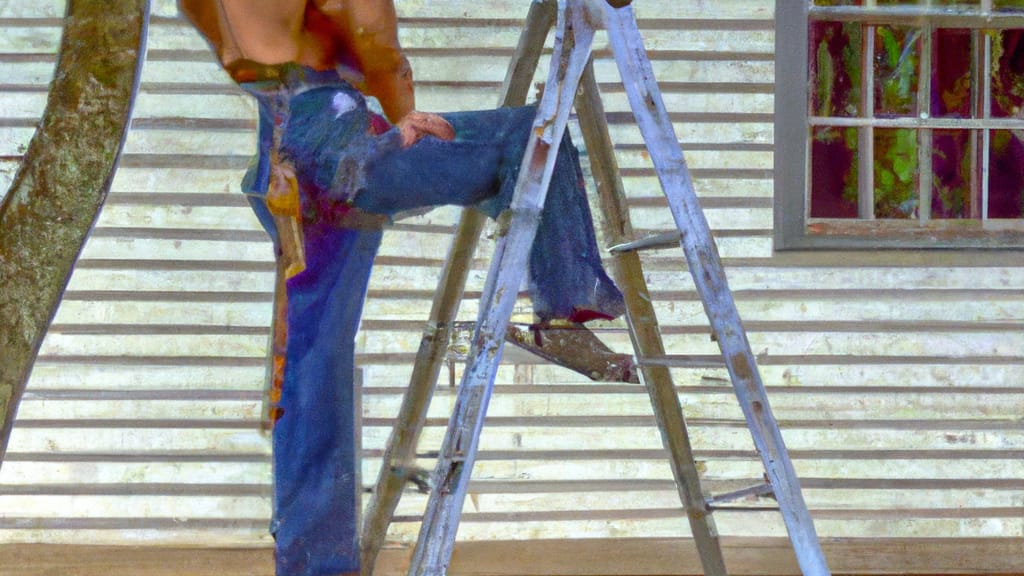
[637,355,728,369]
[608,231,680,253]
[705,482,775,510]
[707,504,781,512]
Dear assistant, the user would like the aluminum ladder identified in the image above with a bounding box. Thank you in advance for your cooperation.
[362,2,830,575]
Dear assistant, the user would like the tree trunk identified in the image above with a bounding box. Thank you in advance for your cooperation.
[0,0,149,464]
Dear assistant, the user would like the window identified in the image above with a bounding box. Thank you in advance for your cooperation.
[775,0,1024,249]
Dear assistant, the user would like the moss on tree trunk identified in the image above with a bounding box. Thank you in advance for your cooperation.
[0,0,149,463]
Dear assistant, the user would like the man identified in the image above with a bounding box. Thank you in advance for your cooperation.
[180,2,631,574]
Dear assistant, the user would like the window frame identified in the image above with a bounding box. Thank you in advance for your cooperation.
[774,0,1024,250]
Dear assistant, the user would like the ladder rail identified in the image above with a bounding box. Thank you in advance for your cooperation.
[358,212,483,576]
[407,3,596,574]
[601,4,830,574]
[574,62,729,576]
[399,3,831,575]
[359,3,558,574]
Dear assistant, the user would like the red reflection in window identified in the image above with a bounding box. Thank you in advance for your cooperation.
[810,126,858,217]
[989,130,1024,218]
[993,30,1024,118]
[809,21,861,117]
[933,29,972,117]
[931,130,972,218]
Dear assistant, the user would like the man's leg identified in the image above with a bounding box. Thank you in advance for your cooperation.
[357,106,633,382]
[356,105,624,322]
[272,222,383,576]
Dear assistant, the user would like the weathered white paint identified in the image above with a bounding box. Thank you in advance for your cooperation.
[1,0,1022,572]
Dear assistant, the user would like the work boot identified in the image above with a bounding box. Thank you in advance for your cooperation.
[505,321,638,383]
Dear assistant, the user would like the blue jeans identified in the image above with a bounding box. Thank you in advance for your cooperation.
[243,69,623,575]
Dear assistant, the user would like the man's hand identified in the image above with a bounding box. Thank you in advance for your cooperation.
[396,111,455,148]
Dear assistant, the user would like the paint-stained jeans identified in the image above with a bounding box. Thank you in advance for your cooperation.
[242,68,624,575]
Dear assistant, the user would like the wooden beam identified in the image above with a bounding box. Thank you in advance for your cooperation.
[3,538,1023,576]
[574,61,728,575]
[0,0,149,464]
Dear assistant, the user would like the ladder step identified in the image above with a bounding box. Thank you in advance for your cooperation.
[607,231,680,253]
[707,504,781,512]
[447,321,639,383]
[705,482,775,511]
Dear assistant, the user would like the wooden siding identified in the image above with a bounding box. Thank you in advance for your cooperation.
[0,0,1022,573]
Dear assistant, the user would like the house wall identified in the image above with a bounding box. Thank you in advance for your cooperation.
[0,0,1021,573]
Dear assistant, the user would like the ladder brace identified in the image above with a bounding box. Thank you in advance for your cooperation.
[705,482,776,510]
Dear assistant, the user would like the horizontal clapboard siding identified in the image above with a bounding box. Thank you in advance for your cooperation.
[2,0,1022,573]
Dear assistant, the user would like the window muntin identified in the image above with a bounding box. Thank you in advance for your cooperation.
[788,0,1024,246]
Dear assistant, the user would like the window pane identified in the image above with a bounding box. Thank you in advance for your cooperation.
[869,1,982,6]
[931,129,973,219]
[988,32,1024,218]
[933,29,972,118]
[810,126,859,217]
[991,29,1024,118]
[994,0,1024,11]
[875,26,920,117]
[989,130,1024,218]
[810,21,862,117]
[874,128,918,218]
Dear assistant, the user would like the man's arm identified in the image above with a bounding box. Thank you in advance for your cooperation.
[180,0,416,121]
[312,0,414,122]
[313,0,454,144]
[179,0,453,142]
[180,0,308,68]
